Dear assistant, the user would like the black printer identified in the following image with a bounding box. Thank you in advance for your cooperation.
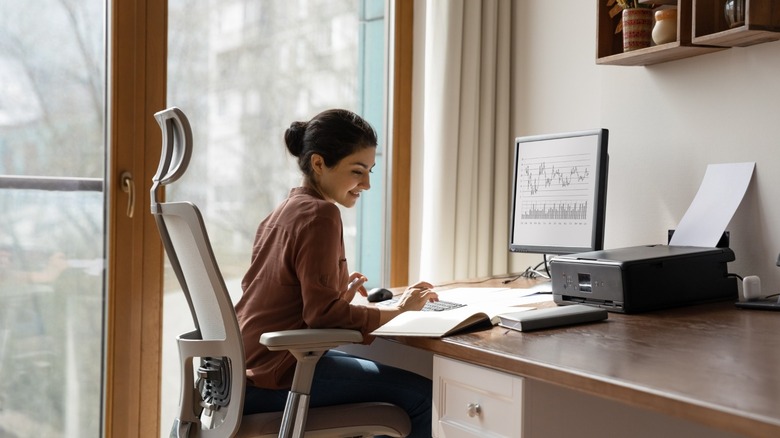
[549,245,738,313]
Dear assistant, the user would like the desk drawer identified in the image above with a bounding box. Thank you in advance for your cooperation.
[433,355,523,437]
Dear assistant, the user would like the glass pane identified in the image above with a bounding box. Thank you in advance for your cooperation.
[0,188,104,436]
[356,0,386,282]
[0,1,106,437]
[163,1,383,434]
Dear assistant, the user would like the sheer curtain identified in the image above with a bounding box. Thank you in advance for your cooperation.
[413,0,512,284]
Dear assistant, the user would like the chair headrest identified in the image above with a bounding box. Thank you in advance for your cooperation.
[151,107,193,207]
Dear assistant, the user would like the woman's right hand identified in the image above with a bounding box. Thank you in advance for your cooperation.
[395,281,438,311]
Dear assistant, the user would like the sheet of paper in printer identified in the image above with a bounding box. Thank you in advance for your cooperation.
[669,162,755,247]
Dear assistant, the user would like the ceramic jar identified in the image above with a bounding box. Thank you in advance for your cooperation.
[652,8,677,45]
[622,8,653,52]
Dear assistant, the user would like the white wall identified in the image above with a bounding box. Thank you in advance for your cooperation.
[510,1,780,292]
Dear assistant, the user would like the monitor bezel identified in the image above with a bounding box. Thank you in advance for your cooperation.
[508,128,609,255]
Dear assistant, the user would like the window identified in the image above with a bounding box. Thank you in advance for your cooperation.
[161,0,386,433]
[0,0,106,436]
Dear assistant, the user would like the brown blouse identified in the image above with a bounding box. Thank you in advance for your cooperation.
[235,187,381,389]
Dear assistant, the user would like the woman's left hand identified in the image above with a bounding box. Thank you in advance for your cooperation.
[343,272,368,301]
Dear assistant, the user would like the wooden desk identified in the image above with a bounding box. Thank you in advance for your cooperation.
[385,278,780,437]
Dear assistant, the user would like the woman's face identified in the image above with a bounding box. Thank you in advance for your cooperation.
[311,146,376,208]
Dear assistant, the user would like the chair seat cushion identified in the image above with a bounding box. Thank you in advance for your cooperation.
[236,401,412,438]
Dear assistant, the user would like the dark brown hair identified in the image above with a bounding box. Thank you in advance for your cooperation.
[284,109,377,178]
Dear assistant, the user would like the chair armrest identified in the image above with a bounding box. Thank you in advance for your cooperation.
[260,328,363,351]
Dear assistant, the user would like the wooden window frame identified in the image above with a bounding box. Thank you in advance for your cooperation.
[389,0,413,287]
[104,0,167,436]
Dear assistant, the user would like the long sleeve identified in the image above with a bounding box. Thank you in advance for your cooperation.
[236,187,380,389]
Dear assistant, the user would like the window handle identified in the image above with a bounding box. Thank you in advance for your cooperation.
[121,171,135,218]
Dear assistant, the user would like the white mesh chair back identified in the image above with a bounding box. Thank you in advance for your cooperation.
[152,107,245,437]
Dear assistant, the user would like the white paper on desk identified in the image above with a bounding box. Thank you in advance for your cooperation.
[435,287,551,306]
[480,287,554,305]
[435,287,511,305]
[669,162,755,247]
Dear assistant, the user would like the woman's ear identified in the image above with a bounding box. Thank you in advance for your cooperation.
[310,153,325,176]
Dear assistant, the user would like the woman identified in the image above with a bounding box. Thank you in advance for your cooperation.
[236,108,437,436]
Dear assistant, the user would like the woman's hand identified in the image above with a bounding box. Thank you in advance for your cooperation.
[342,272,368,301]
[395,281,438,311]
[375,280,438,325]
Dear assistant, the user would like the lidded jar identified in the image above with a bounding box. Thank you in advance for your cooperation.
[652,8,677,45]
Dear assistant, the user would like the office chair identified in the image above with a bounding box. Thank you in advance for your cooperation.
[151,107,411,438]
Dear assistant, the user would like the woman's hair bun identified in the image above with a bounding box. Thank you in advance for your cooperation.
[284,121,307,157]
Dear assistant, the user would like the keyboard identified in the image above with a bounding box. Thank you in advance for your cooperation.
[377,297,466,312]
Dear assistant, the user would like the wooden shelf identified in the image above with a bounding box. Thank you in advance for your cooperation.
[597,0,724,66]
[692,0,780,47]
[596,40,721,66]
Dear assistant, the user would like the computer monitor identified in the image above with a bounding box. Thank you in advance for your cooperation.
[509,129,609,255]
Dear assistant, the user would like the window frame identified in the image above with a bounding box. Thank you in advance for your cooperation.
[104,0,167,436]
[388,0,413,287]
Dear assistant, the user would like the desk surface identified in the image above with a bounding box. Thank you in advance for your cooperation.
[390,278,780,438]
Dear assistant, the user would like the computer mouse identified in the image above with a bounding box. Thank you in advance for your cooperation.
[367,287,394,303]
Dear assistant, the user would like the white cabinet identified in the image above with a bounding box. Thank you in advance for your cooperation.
[432,355,523,437]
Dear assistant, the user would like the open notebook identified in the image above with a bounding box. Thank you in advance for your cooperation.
[370,286,551,337]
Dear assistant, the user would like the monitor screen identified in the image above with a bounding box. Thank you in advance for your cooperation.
[509,129,609,255]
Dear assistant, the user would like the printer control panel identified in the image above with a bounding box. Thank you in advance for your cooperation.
[552,261,625,310]
[559,272,610,294]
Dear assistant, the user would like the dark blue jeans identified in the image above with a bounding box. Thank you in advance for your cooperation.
[243,350,432,437]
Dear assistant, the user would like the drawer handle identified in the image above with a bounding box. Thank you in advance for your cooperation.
[466,402,481,418]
